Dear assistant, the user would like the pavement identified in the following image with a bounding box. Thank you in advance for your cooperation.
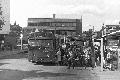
[92,66,120,80]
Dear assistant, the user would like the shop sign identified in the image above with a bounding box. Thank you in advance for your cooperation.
[107,46,118,51]
[92,32,97,39]
[106,25,120,34]
[107,40,119,46]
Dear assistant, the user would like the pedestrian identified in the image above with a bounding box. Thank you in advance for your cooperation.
[90,47,95,69]
[94,48,98,67]
[106,49,113,70]
[60,47,65,65]
[56,48,62,66]
[67,48,73,69]
[84,48,91,69]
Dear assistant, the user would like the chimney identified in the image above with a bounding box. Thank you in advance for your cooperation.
[53,14,56,19]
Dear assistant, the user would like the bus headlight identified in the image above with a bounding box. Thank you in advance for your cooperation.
[45,50,49,52]
[47,54,49,57]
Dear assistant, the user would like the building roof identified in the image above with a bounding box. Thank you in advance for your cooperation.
[106,24,120,26]
[28,18,81,23]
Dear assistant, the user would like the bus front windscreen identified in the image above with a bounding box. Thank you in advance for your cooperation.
[29,39,53,49]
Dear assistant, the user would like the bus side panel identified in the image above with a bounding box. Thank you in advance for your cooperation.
[34,50,56,63]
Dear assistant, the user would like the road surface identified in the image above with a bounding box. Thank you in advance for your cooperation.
[0,52,98,80]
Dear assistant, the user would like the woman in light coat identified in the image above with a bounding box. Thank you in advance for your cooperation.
[56,48,62,66]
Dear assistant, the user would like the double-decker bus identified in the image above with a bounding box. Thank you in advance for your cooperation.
[28,31,58,63]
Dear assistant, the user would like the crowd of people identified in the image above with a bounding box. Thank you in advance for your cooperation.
[55,40,101,69]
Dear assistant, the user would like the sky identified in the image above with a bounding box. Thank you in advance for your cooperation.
[10,0,120,31]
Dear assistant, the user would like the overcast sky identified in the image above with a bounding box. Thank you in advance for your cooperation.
[10,0,120,31]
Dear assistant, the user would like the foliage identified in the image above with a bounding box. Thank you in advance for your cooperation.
[4,32,18,50]
[82,30,92,41]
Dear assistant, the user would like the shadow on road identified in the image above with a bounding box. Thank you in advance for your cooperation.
[37,72,77,77]
[34,62,56,66]
[0,63,9,66]
[0,53,27,59]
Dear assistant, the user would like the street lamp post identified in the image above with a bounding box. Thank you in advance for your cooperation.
[101,36,104,71]
[20,34,23,50]
[100,25,105,71]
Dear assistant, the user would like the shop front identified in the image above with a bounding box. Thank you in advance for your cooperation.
[104,34,120,71]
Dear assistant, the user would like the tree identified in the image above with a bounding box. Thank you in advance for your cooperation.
[4,32,17,50]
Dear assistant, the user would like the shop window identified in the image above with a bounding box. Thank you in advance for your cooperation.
[38,22,50,26]
[73,23,76,27]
